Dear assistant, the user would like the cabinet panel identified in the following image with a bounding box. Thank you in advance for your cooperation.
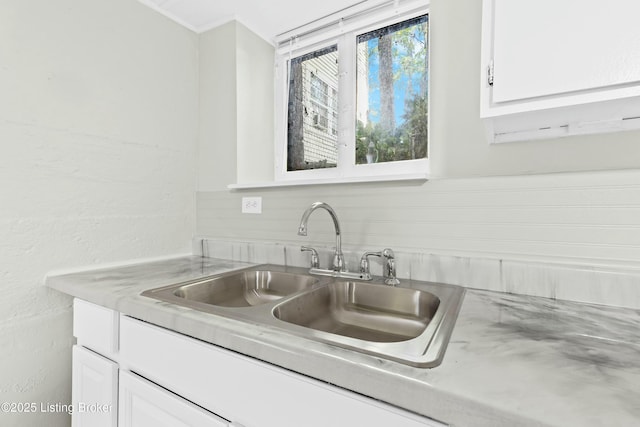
[73,298,119,359]
[480,0,640,142]
[120,316,446,427]
[72,345,118,427]
[492,0,640,103]
[118,371,228,427]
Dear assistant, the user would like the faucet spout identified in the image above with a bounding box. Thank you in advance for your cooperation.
[297,202,344,271]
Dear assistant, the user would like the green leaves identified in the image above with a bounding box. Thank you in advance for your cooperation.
[356,93,428,164]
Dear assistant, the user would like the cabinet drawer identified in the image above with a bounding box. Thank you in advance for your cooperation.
[73,299,119,359]
[120,316,446,427]
[119,371,228,427]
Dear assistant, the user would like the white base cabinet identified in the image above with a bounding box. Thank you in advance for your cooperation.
[120,316,443,427]
[118,371,228,427]
[72,298,447,427]
[73,300,226,427]
[71,345,118,427]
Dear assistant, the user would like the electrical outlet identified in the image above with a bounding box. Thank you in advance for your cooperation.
[241,197,262,214]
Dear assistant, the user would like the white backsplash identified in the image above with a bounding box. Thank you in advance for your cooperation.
[196,237,640,310]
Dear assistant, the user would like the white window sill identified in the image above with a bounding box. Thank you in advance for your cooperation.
[227,173,428,190]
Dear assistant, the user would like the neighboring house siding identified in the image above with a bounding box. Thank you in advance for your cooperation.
[301,51,339,165]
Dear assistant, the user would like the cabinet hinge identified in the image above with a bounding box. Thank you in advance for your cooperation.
[487,60,494,86]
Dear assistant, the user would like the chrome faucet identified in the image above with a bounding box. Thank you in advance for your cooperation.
[360,248,400,286]
[297,202,398,283]
[297,202,345,271]
[300,246,320,268]
[381,248,400,286]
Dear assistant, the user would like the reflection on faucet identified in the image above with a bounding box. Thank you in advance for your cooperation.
[297,202,345,272]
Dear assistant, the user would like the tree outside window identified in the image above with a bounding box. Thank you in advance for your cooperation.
[356,15,428,165]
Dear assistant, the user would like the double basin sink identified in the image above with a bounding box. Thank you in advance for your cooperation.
[142,265,465,367]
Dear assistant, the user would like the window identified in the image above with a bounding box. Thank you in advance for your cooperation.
[356,15,428,165]
[276,0,429,183]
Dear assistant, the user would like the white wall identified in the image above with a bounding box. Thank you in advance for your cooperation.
[196,0,640,290]
[198,22,237,191]
[235,23,274,184]
[0,1,198,425]
[197,169,640,268]
[198,21,274,191]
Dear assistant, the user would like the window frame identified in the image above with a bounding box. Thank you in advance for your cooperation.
[274,0,430,184]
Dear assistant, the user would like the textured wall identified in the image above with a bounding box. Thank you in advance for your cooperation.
[0,0,198,425]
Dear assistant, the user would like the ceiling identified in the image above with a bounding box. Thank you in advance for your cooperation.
[138,0,366,42]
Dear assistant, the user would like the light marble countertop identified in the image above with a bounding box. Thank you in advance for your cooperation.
[46,256,640,427]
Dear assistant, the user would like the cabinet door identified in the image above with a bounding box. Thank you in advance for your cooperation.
[72,345,118,427]
[118,370,228,427]
[490,0,640,103]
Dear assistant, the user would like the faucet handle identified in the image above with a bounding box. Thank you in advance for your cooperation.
[382,248,400,286]
[359,251,382,279]
[301,246,320,269]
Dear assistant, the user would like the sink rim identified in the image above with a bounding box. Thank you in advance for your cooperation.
[141,263,465,368]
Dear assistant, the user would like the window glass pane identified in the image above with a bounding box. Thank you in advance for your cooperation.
[356,15,428,164]
[287,45,339,171]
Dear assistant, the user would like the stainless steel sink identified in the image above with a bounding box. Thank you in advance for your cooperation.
[141,264,465,367]
[142,265,321,310]
[273,281,440,343]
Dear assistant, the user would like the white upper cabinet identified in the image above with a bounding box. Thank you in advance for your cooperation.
[480,0,640,143]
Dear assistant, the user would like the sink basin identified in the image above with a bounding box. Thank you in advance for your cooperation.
[141,265,320,311]
[172,270,317,307]
[273,281,440,342]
